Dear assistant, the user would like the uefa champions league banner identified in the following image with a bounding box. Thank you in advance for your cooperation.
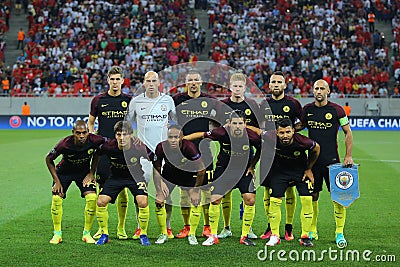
[329,163,360,208]
[348,116,400,130]
[0,115,399,130]
[0,115,92,129]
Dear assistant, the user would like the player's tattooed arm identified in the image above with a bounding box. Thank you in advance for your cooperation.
[183,132,205,141]
[88,114,96,133]
[342,124,354,167]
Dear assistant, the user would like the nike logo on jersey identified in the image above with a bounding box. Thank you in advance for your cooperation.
[101,104,109,107]
[307,113,313,117]
[222,143,229,146]
[140,107,147,110]
[110,157,118,160]
[181,102,188,105]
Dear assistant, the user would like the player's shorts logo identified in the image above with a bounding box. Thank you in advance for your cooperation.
[293,151,300,156]
[88,149,94,154]
[9,116,22,128]
[161,104,167,111]
[242,145,249,151]
[201,101,208,108]
[245,109,251,116]
[181,157,188,163]
[121,101,128,108]
[283,106,290,113]
[335,171,354,190]
[325,113,332,120]
[130,157,138,163]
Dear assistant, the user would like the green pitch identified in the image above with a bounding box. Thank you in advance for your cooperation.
[0,130,399,266]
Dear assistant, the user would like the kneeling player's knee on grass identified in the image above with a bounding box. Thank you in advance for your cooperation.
[136,196,148,208]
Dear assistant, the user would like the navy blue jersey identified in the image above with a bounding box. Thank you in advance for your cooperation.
[263,132,316,176]
[90,92,132,138]
[173,92,217,135]
[301,101,349,165]
[98,139,148,180]
[47,133,106,174]
[217,97,260,127]
[153,139,201,173]
[260,95,302,125]
[204,126,261,169]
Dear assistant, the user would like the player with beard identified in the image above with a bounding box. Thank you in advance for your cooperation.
[185,110,261,246]
[173,71,218,239]
[258,71,303,241]
[298,79,353,247]
[216,73,260,240]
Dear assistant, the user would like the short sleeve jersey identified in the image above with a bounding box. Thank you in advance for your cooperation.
[204,126,261,168]
[97,139,148,180]
[127,93,176,152]
[173,92,217,135]
[47,133,106,174]
[153,139,201,173]
[217,97,260,127]
[264,132,316,176]
[90,92,132,138]
[301,101,349,165]
[260,95,302,125]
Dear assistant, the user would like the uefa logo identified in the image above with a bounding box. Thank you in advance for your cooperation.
[335,171,354,190]
[9,116,22,128]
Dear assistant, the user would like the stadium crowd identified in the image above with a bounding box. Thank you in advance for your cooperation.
[0,0,399,98]
[6,0,196,97]
[206,0,399,98]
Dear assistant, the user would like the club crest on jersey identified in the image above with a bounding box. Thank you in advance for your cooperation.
[121,101,128,108]
[181,157,188,163]
[335,171,354,190]
[283,106,290,112]
[242,145,249,151]
[88,149,94,154]
[201,101,208,108]
[161,104,167,111]
[130,157,138,163]
[245,109,251,115]
[294,151,300,156]
[325,113,332,120]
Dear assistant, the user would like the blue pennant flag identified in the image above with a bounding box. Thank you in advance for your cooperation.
[329,163,360,208]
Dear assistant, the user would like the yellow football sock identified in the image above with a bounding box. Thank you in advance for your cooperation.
[96,205,109,235]
[155,205,167,234]
[209,203,220,235]
[311,200,319,233]
[285,186,296,224]
[221,191,232,228]
[201,190,211,225]
[299,196,313,237]
[116,188,129,229]
[181,207,191,226]
[189,205,202,235]
[51,195,63,232]
[333,201,346,234]
[268,197,282,236]
[83,193,97,232]
[263,188,270,218]
[138,206,150,235]
[241,204,255,237]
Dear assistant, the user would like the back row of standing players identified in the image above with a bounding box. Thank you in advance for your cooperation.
[47,66,353,247]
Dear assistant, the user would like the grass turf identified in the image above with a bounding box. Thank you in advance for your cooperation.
[0,130,399,266]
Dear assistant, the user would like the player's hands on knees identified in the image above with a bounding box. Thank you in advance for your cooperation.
[343,156,354,168]
[160,181,170,198]
[189,188,201,206]
[303,169,314,185]
[155,192,166,206]
[52,182,64,197]
[83,173,95,187]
